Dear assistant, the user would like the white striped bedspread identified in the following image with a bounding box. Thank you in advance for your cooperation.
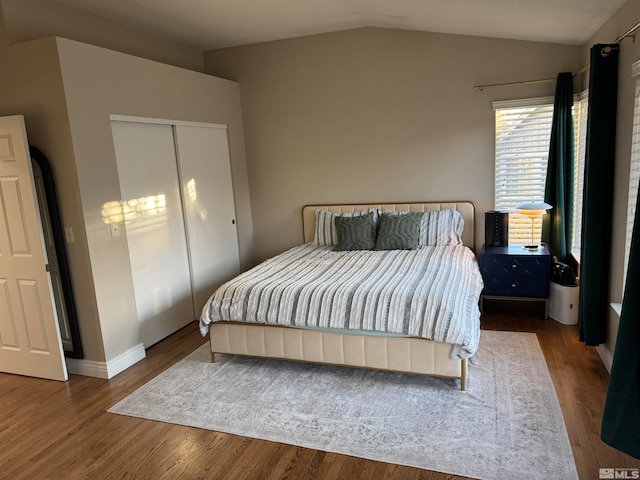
[200,243,484,359]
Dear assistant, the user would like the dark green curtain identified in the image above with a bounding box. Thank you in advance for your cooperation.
[601,178,640,459]
[579,44,620,346]
[542,72,574,263]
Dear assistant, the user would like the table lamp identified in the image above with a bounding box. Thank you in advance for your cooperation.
[515,201,552,250]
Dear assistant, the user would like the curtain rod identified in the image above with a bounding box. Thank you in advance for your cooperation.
[615,21,640,43]
[474,21,639,91]
[473,64,590,91]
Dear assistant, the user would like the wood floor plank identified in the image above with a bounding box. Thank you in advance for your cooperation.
[2,305,639,479]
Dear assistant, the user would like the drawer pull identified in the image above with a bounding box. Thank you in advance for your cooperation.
[511,283,517,288]
[512,264,517,269]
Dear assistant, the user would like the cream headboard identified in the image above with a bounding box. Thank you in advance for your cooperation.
[302,201,476,248]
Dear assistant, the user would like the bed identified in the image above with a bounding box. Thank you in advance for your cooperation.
[200,201,482,390]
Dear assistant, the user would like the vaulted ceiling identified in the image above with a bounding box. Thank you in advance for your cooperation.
[52,0,627,50]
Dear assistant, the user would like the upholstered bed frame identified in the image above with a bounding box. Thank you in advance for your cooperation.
[208,201,476,390]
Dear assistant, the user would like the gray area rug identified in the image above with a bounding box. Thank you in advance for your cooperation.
[109,330,578,479]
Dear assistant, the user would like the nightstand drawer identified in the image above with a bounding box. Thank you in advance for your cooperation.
[481,255,549,276]
[483,274,549,298]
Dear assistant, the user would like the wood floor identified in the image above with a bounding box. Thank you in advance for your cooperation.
[1,300,639,479]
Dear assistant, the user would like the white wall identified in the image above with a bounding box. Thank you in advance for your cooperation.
[581,0,640,367]
[1,37,253,365]
[1,0,204,72]
[0,1,8,92]
[1,38,108,363]
[204,27,581,263]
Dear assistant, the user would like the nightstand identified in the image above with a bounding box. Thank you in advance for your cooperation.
[480,244,552,317]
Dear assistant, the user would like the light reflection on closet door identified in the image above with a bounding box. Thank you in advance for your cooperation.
[174,125,240,315]
[111,121,195,348]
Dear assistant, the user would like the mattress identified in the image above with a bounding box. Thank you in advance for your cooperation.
[200,242,483,359]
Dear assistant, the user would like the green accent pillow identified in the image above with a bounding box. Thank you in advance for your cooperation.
[334,212,377,251]
[375,212,423,250]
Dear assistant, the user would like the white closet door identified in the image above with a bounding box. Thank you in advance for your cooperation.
[174,125,240,314]
[111,121,195,348]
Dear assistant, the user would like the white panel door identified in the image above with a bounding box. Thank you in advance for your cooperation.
[111,121,195,348]
[0,115,68,381]
[174,125,240,314]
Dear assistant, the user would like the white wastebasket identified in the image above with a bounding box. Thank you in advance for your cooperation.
[548,281,580,325]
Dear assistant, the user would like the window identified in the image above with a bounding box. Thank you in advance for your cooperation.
[493,96,588,247]
[625,62,640,282]
[494,99,554,244]
[572,92,589,255]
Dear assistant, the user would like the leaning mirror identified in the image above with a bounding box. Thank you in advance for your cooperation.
[30,146,84,359]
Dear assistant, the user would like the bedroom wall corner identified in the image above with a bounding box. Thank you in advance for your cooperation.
[0,0,205,72]
[579,0,640,366]
[0,37,107,364]
[54,37,253,363]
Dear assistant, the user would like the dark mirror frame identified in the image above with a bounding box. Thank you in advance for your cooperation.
[30,146,84,359]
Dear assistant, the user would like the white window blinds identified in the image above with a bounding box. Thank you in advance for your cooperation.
[625,70,640,282]
[494,95,589,247]
[572,93,589,252]
[494,101,554,244]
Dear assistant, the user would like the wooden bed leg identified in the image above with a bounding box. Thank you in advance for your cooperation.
[461,359,467,391]
[211,351,216,363]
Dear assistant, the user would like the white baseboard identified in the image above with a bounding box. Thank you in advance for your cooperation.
[65,357,109,379]
[66,343,146,379]
[596,345,613,374]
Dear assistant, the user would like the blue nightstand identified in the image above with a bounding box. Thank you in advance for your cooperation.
[480,244,552,317]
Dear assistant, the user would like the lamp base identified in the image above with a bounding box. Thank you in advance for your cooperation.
[523,244,540,250]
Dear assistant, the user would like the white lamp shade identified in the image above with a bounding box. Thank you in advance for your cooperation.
[516,201,552,219]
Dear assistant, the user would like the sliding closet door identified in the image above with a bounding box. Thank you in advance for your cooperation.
[174,125,240,314]
[111,121,195,348]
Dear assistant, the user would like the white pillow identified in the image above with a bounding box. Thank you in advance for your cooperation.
[380,209,464,246]
[419,209,464,246]
[313,209,378,246]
